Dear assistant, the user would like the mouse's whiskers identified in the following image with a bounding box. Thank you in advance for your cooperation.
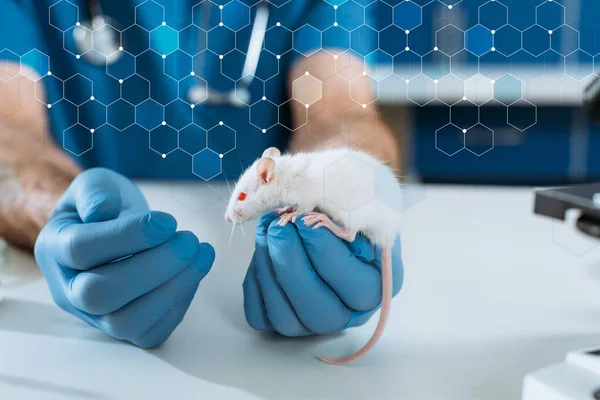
[224,175,233,195]
[239,223,247,239]
[228,223,236,248]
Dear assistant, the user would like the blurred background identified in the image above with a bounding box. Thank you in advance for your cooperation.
[371,0,600,186]
[5,0,600,187]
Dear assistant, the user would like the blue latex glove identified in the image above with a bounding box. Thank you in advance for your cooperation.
[242,212,403,336]
[34,168,215,348]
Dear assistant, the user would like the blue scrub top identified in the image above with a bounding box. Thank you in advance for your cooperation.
[0,0,375,181]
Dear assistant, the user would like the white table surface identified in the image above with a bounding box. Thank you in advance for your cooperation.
[2,182,600,400]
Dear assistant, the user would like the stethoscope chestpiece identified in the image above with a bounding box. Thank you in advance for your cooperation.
[73,2,122,65]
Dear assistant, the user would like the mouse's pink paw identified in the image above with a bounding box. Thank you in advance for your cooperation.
[302,212,357,242]
[278,211,301,227]
[302,212,334,230]
[274,206,295,215]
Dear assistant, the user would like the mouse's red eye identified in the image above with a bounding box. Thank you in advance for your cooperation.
[238,192,247,201]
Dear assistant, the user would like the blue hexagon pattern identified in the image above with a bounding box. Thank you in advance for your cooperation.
[193,149,222,180]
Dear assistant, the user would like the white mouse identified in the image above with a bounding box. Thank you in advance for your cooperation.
[225,146,403,365]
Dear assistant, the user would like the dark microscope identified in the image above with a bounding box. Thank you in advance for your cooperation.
[534,75,600,239]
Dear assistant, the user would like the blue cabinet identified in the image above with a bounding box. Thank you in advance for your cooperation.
[408,104,595,185]
[382,0,600,185]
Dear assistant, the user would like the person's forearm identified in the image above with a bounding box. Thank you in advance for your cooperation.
[286,51,402,173]
[0,64,81,250]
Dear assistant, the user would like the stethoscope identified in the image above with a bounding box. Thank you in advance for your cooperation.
[73,0,270,107]
[73,0,123,65]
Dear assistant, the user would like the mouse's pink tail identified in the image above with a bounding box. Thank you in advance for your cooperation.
[319,242,393,365]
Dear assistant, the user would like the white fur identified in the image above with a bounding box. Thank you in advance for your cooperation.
[225,147,403,247]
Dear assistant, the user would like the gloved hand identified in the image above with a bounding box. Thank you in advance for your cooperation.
[242,212,403,336]
[34,167,215,348]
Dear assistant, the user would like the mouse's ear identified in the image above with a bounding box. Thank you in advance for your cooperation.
[256,157,275,184]
[262,147,281,159]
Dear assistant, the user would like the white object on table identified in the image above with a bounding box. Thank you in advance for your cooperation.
[1,182,600,400]
[522,345,600,400]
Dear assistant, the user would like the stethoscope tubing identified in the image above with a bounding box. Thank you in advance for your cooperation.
[74,0,270,107]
